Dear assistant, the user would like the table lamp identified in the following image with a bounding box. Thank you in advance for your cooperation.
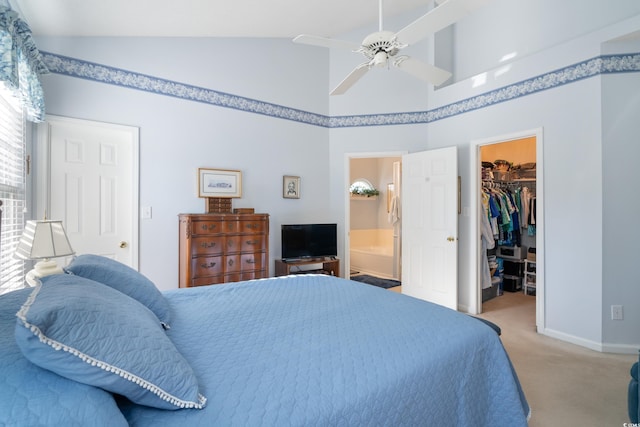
[14,220,75,286]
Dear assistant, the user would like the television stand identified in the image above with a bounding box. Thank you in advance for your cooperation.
[275,258,340,277]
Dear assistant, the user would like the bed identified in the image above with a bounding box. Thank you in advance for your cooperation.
[0,254,530,426]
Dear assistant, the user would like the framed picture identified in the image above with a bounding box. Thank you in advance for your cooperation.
[283,175,300,199]
[198,168,242,198]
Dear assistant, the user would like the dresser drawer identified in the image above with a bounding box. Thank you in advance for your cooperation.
[192,255,223,277]
[239,219,267,233]
[223,254,241,273]
[190,276,224,287]
[192,220,223,235]
[240,252,266,271]
[222,273,241,283]
[224,235,266,253]
[225,235,242,253]
[221,220,239,233]
[224,269,266,283]
[191,236,225,255]
[241,269,267,280]
[223,253,266,274]
[240,235,266,252]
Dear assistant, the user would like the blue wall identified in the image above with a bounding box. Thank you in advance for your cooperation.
[32,1,640,352]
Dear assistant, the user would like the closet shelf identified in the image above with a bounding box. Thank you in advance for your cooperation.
[486,177,536,184]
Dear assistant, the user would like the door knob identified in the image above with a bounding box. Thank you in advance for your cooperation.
[120,241,128,248]
[447,236,456,242]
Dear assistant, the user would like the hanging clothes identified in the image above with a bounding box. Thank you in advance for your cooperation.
[482,184,522,247]
[481,193,496,289]
[481,178,537,291]
[520,186,536,236]
[528,196,536,236]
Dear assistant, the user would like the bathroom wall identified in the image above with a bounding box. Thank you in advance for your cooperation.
[349,157,400,231]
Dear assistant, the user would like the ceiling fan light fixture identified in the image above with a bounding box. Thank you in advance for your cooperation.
[293,0,489,94]
[373,51,388,68]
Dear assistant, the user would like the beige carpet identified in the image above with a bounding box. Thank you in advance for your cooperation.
[478,292,637,426]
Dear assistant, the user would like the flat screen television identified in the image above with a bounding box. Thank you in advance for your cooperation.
[281,223,337,261]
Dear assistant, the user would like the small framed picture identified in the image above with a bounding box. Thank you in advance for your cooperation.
[283,175,300,199]
[198,168,242,198]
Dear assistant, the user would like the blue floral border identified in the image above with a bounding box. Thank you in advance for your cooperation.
[40,52,329,127]
[41,51,639,128]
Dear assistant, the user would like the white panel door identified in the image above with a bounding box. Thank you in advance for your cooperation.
[401,147,458,310]
[44,117,138,267]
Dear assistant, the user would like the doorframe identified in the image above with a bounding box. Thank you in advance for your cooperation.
[34,115,140,269]
[344,150,407,279]
[469,127,545,332]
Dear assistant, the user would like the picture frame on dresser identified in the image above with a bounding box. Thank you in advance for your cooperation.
[283,175,300,199]
[198,168,242,198]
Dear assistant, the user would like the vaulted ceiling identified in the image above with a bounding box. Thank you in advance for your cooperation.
[14,0,433,38]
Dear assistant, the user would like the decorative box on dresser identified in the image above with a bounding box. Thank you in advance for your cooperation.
[179,213,269,287]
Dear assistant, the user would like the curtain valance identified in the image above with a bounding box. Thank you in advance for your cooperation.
[0,5,48,122]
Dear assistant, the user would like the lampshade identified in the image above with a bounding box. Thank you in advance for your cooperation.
[14,220,75,286]
[14,220,75,260]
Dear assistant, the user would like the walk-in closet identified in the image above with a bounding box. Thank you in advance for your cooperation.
[480,137,537,307]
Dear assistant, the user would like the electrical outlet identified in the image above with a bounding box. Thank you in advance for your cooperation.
[611,305,623,320]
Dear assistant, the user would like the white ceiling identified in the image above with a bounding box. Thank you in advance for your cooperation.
[13,0,434,38]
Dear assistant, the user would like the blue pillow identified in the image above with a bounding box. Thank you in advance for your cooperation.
[0,288,128,426]
[65,254,171,327]
[15,275,206,410]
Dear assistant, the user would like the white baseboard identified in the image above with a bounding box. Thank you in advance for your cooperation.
[601,342,640,355]
[458,303,475,314]
[542,327,640,355]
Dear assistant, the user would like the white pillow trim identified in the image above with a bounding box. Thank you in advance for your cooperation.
[16,282,207,410]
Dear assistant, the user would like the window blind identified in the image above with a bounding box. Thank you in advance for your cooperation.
[0,84,26,294]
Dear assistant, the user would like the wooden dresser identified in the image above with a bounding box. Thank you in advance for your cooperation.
[178,213,269,287]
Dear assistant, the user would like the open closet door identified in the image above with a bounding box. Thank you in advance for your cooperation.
[401,147,458,310]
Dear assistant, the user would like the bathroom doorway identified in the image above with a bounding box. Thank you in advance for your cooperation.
[346,152,405,289]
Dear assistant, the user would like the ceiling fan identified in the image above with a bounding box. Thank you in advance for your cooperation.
[294,0,491,95]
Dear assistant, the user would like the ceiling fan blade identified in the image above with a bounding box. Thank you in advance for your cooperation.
[394,56,452,86]
[395,0,493,46]
[330,64,370,96]
[293,34,361,51]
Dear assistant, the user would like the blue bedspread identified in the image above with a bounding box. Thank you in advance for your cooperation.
[120,275,529,426]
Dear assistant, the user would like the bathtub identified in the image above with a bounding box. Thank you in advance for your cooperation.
[350,229,396,279]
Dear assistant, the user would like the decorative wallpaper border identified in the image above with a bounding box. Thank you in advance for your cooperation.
[40,52,330,127]
[41,52,639,129]
[331,53,640,128]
